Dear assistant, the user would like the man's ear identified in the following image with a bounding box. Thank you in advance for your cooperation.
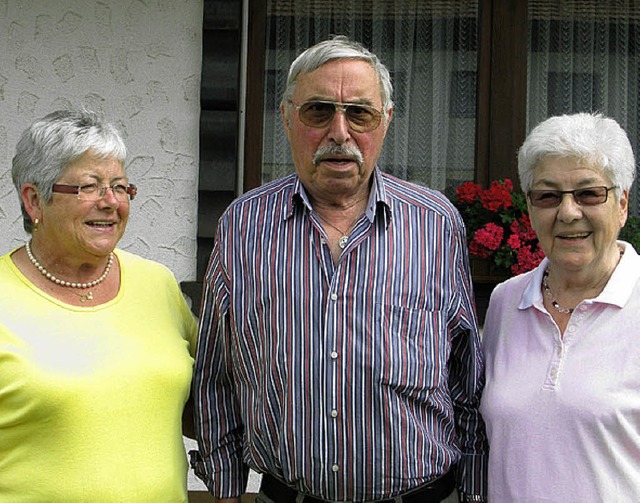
[382,107,394,133]
[280,102,290,130]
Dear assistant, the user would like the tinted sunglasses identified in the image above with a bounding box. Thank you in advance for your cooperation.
[291,100,383,132]
[527,186,617,208]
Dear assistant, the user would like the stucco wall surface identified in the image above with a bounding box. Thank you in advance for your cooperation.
[0,0,202,283]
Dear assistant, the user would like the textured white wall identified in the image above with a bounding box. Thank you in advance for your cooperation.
[0,0,202,282]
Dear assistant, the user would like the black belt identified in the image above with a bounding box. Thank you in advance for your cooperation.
[259,470,455,503]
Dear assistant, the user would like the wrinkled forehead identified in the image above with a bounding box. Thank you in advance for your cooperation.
[532,155,612,186]
[60,151,127,180]
[293,59,383,105]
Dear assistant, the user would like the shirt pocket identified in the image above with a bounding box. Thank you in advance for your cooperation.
[374,302,447,399]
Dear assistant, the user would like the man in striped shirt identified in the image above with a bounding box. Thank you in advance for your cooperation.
[192,36,487,503]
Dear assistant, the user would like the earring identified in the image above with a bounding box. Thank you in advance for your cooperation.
[33,218,39,232]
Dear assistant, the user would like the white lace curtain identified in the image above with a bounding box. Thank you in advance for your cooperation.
[527,1,640,215]
[260,1,640,214]
[261,0,479,195]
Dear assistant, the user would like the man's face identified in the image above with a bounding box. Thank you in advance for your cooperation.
[282,59,392,203]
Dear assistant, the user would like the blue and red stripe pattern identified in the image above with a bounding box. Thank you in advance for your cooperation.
[192,168,488,500]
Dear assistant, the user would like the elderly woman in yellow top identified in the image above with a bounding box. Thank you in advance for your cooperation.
[0,109,197,502]
[480,112,640,501]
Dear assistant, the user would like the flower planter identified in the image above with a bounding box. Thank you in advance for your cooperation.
[470,257,509,326]
[454,179,545,324]
[469,257,510,283]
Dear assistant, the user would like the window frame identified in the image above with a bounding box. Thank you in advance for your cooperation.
[242,0,528,192]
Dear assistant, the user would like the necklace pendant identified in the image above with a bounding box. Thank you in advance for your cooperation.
[543,268,574,315]
[80,291,94,303]
[338,235,348,249]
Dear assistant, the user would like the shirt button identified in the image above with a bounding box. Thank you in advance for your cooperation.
[330,351,338,359]
[331,409,338,418]
[568,325,577,333]
[579,305,587,312]
[330,293,338,301]
[332,464,339,472]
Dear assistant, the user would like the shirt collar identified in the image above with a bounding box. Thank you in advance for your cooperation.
[519,241,640,311]
[596,241,640,307]
[519,260,547,311]
[366,167,392,226]
[285,167,392,225]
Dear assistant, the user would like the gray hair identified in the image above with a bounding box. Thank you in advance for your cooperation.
[12,109,127,233]
[518,112,636,197]
[281,35,394,121]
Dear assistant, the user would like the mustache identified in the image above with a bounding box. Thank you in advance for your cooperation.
[313,143,364,167]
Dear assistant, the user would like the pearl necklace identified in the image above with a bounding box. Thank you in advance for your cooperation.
[25,241,114,302]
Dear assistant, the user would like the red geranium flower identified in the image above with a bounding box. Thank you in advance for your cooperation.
[452,178,544,277]
[479,180,513,211]
[455,181,482,204]
[511,244,545,275]
[473,222,504,251]
[469,240,492,259]
[517,213,537,241]
[506,232,522,250]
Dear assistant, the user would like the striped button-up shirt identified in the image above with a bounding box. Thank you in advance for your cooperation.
[192,168,488,501]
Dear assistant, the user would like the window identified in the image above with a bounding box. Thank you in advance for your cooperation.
[243,1,639,212]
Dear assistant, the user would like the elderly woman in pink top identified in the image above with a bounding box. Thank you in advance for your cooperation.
[479,112,640,501]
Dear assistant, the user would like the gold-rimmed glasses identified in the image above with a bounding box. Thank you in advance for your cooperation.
[290,100,383,132]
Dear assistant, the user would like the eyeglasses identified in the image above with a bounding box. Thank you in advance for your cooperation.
[527,186,617,208]
[291,100,383,132]
[52,183,137,201]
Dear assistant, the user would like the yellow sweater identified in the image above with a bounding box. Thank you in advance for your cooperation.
[0,248,197,502]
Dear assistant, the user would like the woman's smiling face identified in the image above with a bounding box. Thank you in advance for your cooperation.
[527,155,628,274]
[37,151,130,261]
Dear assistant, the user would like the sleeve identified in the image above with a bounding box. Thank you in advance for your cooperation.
[446,211,489,497]
[191,218,249,498]
[174,274,198,358]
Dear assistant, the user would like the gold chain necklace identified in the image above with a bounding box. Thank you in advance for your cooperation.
[25,241,114,302]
